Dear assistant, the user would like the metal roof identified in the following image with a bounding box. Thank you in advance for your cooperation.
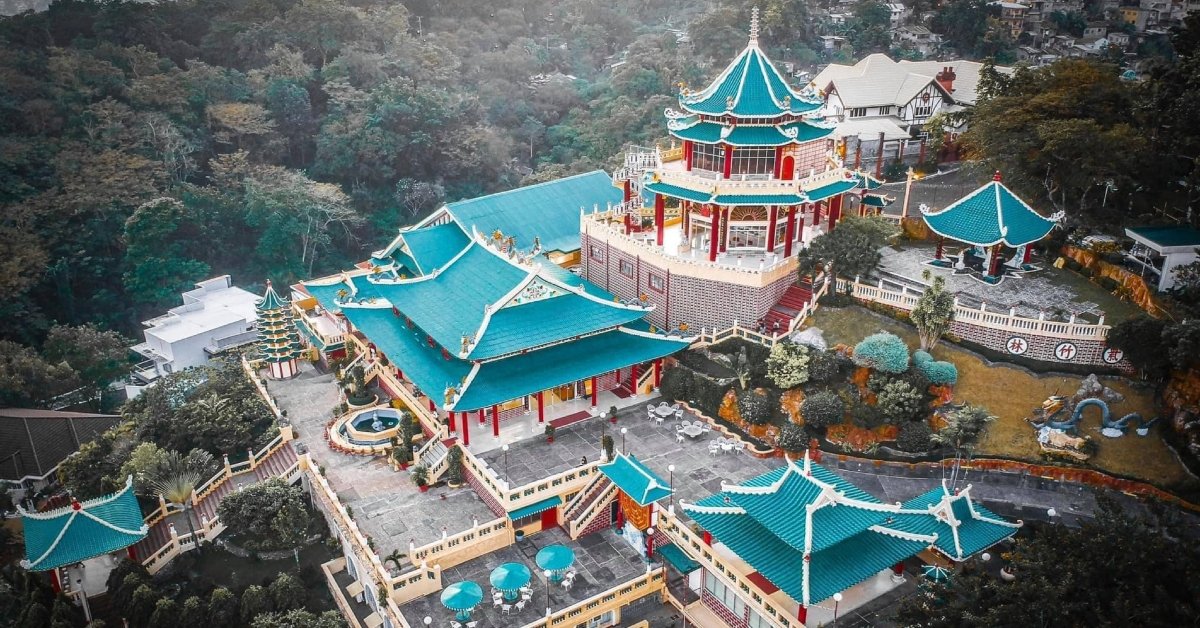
[597,453,673,507]
[20,477,147,571]
[679,27,822,118]
[921,179,1056,247]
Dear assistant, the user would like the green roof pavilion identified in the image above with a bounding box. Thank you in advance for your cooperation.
[20,476,147,572]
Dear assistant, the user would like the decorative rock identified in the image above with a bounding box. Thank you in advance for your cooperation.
[790,327,828,351]
[1100,386,1124,404]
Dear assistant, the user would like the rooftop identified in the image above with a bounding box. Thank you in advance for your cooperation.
[0,409,121,481]
[813,54,1013,107]
[144,275,259,343]
[20,477,147,571]
[921,177,1057,247]
[1126,225,1200,250]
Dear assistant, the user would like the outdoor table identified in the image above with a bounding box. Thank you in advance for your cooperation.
[720,440,737,453]
[653,405,676,418]
[680,424,705,438]
[536,544,576,582]
[440,581,483,622]
[490,562,532,602]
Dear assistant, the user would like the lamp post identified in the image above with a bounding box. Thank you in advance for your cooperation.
[646,526,656,562]
[832,591,843,625]
[502,444,510,484]
[422,617,431,626]
[544,568,553,617]
[667,464,675,509]
[621,427,628,454]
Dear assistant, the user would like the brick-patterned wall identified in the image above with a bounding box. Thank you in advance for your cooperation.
[464,465,506,517]
[577,495,615,537]
[582,232,796,330]
[700,581,749,628]
[948,318,1132,371]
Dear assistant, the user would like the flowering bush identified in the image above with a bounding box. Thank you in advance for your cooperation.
[766,341,812,388]
[852,332,910,374]
[737,388,773,426]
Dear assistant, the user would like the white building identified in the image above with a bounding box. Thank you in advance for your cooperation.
[130,276,260,387]
[892,25,943,56]
[1124,226,1200,292]
[884,2,910,27]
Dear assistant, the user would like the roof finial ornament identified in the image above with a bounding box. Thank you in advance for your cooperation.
[748,6,760,46]
[993,170,1003,182]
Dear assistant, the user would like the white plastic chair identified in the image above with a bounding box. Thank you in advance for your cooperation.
[493,597,503,608]
[515,600,527,612]
[466,623,478,628]
[502,603,513,615]
[451,622,462,628]
[676,433,684,444]
[708,442,720,455]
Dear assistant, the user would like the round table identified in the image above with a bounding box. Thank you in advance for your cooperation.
[490,562,532,602]
[440,580,483,621]
[536,544,576,582]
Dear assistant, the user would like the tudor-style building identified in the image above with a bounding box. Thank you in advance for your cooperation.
[583,10,879,333]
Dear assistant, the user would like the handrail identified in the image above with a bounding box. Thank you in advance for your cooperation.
[567,481,618,538]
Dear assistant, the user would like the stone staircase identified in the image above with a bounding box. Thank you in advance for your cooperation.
[763,281,814,333]
[564,474,617,538]
[419,438,454,483]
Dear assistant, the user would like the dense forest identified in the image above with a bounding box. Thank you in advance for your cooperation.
[0,0,828,346]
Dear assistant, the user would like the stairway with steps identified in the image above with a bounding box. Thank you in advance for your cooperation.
[420,439,454,482]
[763,281,814,333]
[564,474,617,538]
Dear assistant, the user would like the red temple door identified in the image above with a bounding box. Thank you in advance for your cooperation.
[780,156,795,181]
[541,507,558,530]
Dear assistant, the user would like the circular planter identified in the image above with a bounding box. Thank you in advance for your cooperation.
[447,481,463,489]
[346,394,380,410]
[999,567,1016,582]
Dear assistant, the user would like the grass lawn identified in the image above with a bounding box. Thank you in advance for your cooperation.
[807,306,1197,491]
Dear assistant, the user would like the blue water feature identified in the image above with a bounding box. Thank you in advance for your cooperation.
[351,408,401,433]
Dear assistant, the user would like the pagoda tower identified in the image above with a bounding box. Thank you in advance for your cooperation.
[257,280,302,379]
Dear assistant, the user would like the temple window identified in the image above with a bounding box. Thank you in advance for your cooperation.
[728,223,768,250]
[618,259,634,278]
[731,147,775,176]
[589,244,605,262]
[691,142,724,173]
[648,273,665,293]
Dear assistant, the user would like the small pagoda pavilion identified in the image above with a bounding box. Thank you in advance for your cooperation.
[20,476,147,590]
[921,172,1058,283]
[682,454,1020,625]
[597,453,673,559]
[257,280,303,379]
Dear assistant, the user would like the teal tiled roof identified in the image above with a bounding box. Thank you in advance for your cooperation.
[597,453,673,507]
[257,281,288,312]
[855,172,885,190]
[1126,225,1200,249]
[452,329,688,411]
[508,495,561,520]
[922,180,1056,247]
[713,193,807,205]
[336,306,472,401]
[805,178,860,203]
[680,42,823,118]
[446,171,622,254]
[669,121,833,146]
[643,181,713,204]
[21,477,147,571]
[470,294,647,360]
[683,456,1021,606]
[400,223,470,274]
[657,542,700,574]
[862,193,893,208]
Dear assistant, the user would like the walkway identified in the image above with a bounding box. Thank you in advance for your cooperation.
[131,440,298,563]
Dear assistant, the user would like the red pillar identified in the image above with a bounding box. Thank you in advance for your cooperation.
[428,398,436,412]
[702,530,713,546]
[797,605,808,625]
[590,376,598,407]
[448,411,456,433]
[718,208,728,253]
[653,359,662,387]
[988,244,1002,277]
[478,409,485,425]
[127,546,137,561]
[623,178,632,202]
[722,144,733,179]
[708,208,720,262]
[813,202,822,228]
[623,212,631,235]
[892,561,905,575]
[631,364,639,392]
[919,138,927,164]
[828,194,842,231]
[766,205,778,251]
[537,391,545,423]
[935,237,945,260]
[784,206,797,258]
[654,194,665,246]
[646,529,656,560]
[684,140,693,171]
[461,412,470,446]
[491,404,499,437]
[1022,245,1032,264]
[773,146,784,178]
[50,570,60,593]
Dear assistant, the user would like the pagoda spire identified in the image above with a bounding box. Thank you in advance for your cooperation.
[748,6,760,47]
[257,279,303,380]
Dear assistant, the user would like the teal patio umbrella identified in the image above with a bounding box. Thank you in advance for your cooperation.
[922,564,952,583]
[490,562,532,601]
[536,544,576,582]
[440,580,483,621]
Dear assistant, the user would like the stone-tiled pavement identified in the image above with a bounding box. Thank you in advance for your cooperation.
[400,527,648,627]
[269,364,496,558]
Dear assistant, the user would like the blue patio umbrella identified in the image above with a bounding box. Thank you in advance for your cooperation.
[922,564,952,583]
[490,562,532,601]
[440,580,483,621]
[536,544,576,581]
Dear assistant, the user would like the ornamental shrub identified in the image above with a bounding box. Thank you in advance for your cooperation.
[913,350,958,385]
[852,332,910,374]
[802,390,845,430]
[808,350,845,384]
[693,377,731,417]
[217,478,310,549]
[737,388,773,426]
[659,366,694,403]
[777,423,808,452]
[766,341,812,388]
[896,421,933,452]
[876,379,926,424]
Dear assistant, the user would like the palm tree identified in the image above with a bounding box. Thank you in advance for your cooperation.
[146,450,215,554]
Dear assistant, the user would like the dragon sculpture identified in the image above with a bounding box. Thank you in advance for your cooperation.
[1030,395,1159,438]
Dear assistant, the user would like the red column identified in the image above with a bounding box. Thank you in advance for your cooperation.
[684,140,693,171]
[590,376,598,407]
[718,208,728,253]
[631,364,639,392]
[127,546,137,561]
[646,529,656,560]
[1022,245,1033,264]
[722,144,733,179]
[919,138,927,164]
[428,398,435,412]
[654,194,665,246]
[708,208,720,262]
[828,194,842,231]
[702,530,713,546]
[448,411,456,433]
[766,205,778,251]
[892,561,905,575]
[988,244,1002,277]
[813,202,822,229]
[491,405,499,437]
[797,605,808,625]
[773,146,784,178]
[784,206,797,258]
[50,570,60,593]
[478,409,485,425]
[623,212,631,235]
[537,391,545,423]
[623,179,632,202]
[461,412,470,446]
[935,237,945,260]
[654,359,662,387]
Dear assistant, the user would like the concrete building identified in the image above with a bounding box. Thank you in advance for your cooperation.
[1124,226,1200,292]
[130,275,260,386]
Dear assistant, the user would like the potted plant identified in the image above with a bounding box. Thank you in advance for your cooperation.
[412,465,430,492]
[544,424,555,443]
[609,405,619,424]
[602,434,615,460]
[446,446,464,489]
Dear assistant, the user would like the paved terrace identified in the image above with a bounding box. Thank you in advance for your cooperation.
[400,527,648,627]
[270,364,497,558]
